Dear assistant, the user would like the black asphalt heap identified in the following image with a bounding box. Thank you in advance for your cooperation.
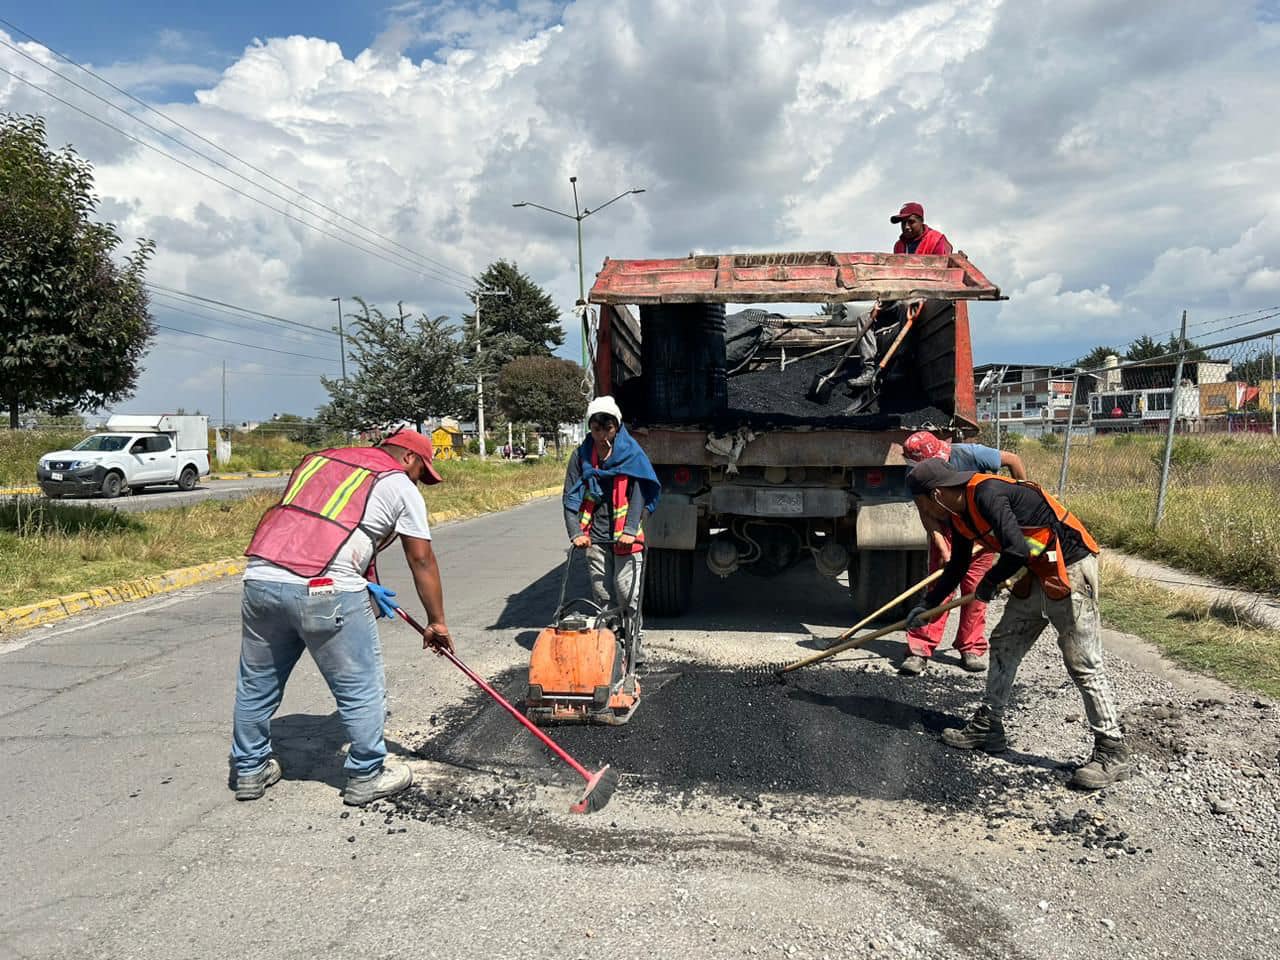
[417,663,1055,807]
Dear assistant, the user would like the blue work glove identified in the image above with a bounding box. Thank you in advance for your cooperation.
[367,582,399,619]
[975,579,999,603]
[905,605,931,630]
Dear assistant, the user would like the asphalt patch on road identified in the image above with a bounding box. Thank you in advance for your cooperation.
[414,662,1058,808]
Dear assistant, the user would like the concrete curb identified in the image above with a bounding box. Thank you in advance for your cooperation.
[0,486,40,496]
[0,557,247,633]
[0,483,564,636]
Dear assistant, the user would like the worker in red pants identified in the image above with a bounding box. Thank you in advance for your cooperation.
[899,431,1025,675]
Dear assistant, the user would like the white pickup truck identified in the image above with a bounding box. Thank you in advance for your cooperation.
[37,415,212,499]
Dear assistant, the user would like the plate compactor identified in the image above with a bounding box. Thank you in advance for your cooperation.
[526,546,643,726]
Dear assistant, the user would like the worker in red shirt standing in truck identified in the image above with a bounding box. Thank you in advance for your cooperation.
[892,201,952,255]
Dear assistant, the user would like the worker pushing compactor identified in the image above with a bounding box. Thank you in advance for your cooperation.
[905,458,1131,791]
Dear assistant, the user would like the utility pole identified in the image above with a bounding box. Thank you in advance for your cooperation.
[512,179,646,371]
[1271,334,1277,438]
[330,297,347,380]
[473,288,512,461]
[1155,310,1188,526]
[221,360,227,431]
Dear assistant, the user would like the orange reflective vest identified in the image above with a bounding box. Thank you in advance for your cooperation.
[949,474,1099,600]
[245,446,407,577]
[578,448,645,556]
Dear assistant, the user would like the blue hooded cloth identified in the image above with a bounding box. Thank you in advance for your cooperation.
[562,425,661,517]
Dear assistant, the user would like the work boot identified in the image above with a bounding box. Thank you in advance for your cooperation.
[344,760,412,806]
[899,654,928,676]
[959,652,988,673]
[846,367,877,390]
[941,705,1008,753]
[1069,735,1132,790]
[235,758,282,801]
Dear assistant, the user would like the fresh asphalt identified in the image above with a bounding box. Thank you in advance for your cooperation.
[2,496,1277,960]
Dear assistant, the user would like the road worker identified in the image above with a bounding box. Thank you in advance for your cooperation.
[562,396,661,665]
[898,431,1027,675]
[230,429,452,806]
[904,458,1130,790]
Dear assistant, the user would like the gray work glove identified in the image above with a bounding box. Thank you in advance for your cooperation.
[905,605,931,630]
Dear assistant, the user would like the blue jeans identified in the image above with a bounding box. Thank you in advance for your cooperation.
[231,581,386,778]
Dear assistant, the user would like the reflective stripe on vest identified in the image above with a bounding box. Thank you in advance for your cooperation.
[578,449,645,556]
[246,446,407,578]
[950,474,1098,599]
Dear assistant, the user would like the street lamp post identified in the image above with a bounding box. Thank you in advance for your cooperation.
[329,297,347,381]
[474,287,511,461]
[512,178,645,371]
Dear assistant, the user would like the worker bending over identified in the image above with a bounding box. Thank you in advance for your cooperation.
[562,396,661,665]
[905,458,1130,790]
[899,431,1026,676]
[231,430,453,806]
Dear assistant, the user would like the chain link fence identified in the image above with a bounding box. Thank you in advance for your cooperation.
[1026,326,1280,594]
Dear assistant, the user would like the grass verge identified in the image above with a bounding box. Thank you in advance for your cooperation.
[1100,557,1280,699]
[0,458,565,612]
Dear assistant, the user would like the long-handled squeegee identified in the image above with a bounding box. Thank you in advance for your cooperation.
[395,608,618,814]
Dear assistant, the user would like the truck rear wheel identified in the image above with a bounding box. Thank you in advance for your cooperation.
[849,549,928,624]
[644,548,693,617]
[178,466,198,491]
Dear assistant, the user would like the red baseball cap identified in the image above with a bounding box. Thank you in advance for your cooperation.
[902,431,952,463]
[382,430,444,484]
[891,202,925,224]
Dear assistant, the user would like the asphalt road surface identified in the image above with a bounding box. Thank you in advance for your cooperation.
[2,498,1278,960]
[11,476,286,513]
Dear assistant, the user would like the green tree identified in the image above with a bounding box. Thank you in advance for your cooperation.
[0,113,155,428]
[1076,344,1121,371]
[461,260,563,418]
[319,300,465,432]
[1124,334,1164,361]
[496,356,585,458]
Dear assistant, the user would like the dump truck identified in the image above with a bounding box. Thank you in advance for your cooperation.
[586,250,1002,619]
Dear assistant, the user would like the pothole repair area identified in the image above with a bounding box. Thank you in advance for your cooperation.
[408,663,1062,807]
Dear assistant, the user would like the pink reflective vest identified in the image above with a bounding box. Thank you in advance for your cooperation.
[894,227,952,256]
[245,446,407,578]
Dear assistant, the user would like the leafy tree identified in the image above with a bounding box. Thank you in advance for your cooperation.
[1076,345,1121,371]
[1231,353,1276,386]
[1163,334,1208,362]
[0,113,155,428]
[1124,334,1164,361]
[496,356,586,458]
[319,299,465,433]
[460,260,563,418]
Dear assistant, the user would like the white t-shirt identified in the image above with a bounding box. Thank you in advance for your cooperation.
[245,471,431,591]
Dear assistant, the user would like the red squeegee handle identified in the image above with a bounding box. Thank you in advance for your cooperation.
[394,607,593,784]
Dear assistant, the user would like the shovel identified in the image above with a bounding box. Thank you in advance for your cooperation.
[845,300,924,414]
[806,303,882,405]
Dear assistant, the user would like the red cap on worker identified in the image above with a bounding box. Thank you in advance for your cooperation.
[382,430,444,485]
[902,431,951,463]
[891,202,925,224]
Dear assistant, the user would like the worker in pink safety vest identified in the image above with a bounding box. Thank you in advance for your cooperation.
[231,429,452,808]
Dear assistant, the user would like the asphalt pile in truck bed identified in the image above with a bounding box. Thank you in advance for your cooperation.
[724,353,950,430]
[416,663,1041,808]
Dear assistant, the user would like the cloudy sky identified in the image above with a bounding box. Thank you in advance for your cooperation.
[3,0,1279,424]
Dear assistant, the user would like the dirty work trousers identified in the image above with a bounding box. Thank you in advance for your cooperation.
[586,544,645,654]
[230,581,387,779]
[983,554,1122,740]
[907,534,994,658]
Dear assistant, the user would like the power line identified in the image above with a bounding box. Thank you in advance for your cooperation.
[154,338,333,376]
[149,294,326,345]
[145,283,331,334]
[154,323,340,362]
[0,64,475,293]
[147,289,327,340]
[0,17,475,285]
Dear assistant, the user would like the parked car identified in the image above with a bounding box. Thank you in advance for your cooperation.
[37,414,211,499]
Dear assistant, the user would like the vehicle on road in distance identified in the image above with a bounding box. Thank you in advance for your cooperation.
[37,414,212,499]
[587,250,1002,621]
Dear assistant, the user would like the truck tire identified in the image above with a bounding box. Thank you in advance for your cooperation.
[849,549,928,624]
[100,472,123,499]
[644,548,693,617]
[178,466,198,491]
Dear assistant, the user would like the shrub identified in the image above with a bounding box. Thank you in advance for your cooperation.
[1038,432,1061,449]
[1152,438,1213,480]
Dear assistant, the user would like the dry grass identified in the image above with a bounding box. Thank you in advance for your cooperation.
[1022,433,1280,595]
[0,430,87,486]
[0,457,565,611]
[1099,557,1280,699]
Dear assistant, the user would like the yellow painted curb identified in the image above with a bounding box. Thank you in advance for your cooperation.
[0,557,246,634]
[0,486,41,496]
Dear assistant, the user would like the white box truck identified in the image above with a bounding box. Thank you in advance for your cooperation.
[37,415,212,499]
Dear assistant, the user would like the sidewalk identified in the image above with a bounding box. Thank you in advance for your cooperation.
[1106,549,1280,631]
